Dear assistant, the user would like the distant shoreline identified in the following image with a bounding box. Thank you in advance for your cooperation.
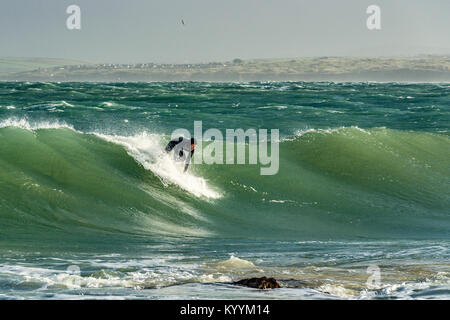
[1,56,449,82]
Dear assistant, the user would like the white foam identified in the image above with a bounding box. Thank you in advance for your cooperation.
[0,105,16,110]
[317,284,357,298]
[214,255,257,270]
[359,275,450,300]
[94,132,221,199]
[257,105,288,110]
[0,117,74,130]
[61,100,74,107]
[230,181,258,193]
[269,199,288,203]
[0,264,194,290]
[281,126,372,142]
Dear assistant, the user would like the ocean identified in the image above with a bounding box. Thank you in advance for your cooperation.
[0,81,449,299]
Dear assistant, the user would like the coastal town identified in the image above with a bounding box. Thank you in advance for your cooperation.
[1,55,449,82]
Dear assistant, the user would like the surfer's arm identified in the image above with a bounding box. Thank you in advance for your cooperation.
[165,137,183,152]
[184,149,194,172]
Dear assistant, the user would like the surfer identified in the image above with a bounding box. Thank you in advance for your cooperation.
[165,137,197,172]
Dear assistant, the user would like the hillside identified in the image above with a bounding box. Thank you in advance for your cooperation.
[2,56,450,82]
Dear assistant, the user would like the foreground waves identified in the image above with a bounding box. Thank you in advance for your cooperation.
[0,82,449,299]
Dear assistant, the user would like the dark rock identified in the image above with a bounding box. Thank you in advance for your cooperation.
[233,277,280,289]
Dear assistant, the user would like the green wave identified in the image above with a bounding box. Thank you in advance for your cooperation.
[0,126,449,242]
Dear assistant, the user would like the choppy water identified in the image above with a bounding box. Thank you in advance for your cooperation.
[0,81,449,299]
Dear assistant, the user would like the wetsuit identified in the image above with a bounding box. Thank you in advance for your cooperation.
[165,137,195,172]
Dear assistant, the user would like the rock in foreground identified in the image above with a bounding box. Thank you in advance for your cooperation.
[234,277,280,289]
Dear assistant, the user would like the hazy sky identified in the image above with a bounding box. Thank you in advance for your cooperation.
[0,0,449,63]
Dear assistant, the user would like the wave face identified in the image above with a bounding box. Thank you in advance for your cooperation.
[0,125,448,241]
[0,126,218,241]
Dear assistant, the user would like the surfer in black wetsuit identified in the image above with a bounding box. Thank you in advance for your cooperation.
[165,137,197,172]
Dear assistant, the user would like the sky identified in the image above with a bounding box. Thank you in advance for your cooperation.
[0,0,449,63]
